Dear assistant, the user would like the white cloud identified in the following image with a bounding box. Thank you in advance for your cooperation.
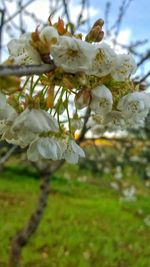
[105,28,132,54]
[25,0,98,29]
[117,28,131,44]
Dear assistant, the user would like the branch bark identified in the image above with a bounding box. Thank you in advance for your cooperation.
[0,145,17,165]
[77,107,91,143]
[0,63,56,77]
[139,70,150,83]
[9,160,64,267]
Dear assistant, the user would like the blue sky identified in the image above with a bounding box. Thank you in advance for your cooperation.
[89,0,150,44]
[1,0,149,70]
[2,0,149,46]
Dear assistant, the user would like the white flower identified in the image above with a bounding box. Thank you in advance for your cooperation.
[117,92,150,118]
[0,103,17,134]
[62,139,85,164]
[1,125,20,146]
[7,33,42,65]
[0,104,17,123]
[27,137,64,161]
[125,115,145,128]
[39,26,59,45]
[87,42,116,77]
[0,92,6,109]
[27,136,85,164]
[90,85,113,115]
[0,103,18,144]
[111,53,137,81]
[51,36,91,73]
[103,111,125,129]
[11,108,58,147]
[12,108,58,133]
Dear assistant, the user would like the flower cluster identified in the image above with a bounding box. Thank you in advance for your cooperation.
[0,17,149,163]
[0,93,85,163]
[91,86,150,131]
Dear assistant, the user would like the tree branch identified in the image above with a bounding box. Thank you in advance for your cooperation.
[0,145,17,165]
[77,107,91,143]
[3,0,37,26]
[0,63,56,77]
[9,159,64,267]
[139,70,150,83]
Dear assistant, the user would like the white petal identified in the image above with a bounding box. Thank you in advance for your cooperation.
[37,137,59,160]
[17,128,37,147]
[70,140,85,157]
[118,92,150,117]
[0,104,17,121]
[51,36,91,74]
[40,26,59,44]
[90,85,113,115]
[26,109,58,132]
[27,139,42,162]
[12,108,58,133]
[103,111,125,128]
[92,85,113,101]
[0,92,6,109]
[62,139,85,164]
[111,53,137,81]
[87,42,116,77]
[8,35,42,65]
[64,151,79,164]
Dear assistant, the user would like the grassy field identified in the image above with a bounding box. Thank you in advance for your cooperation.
[0,163,150,267]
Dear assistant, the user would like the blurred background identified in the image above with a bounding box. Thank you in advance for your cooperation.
[0,1,150,266]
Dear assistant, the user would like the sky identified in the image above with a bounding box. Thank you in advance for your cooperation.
[92,0,150,41]
[2,0,150,46]
[1,0,149,80]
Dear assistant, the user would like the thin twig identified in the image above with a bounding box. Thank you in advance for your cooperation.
[104,1,111,36]
[0,9,5,61]
[0,145,17,164]
[3,0,37,26]
[77,107,91,143]
[139,71,150,83]
[137,50,150,67]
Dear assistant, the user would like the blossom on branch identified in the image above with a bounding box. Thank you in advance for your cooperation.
[27,136,85,164]
[8,33,42,65]
[87,43,116,77]
[90,85,113,115]
[51,36,92,74]
[118,92,150,117]
[39,26,60,46]
[0,16,149,164]
[10,108,59,147]
[111,54,137,81]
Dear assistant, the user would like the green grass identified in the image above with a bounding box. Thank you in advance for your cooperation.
[0,164,150,267]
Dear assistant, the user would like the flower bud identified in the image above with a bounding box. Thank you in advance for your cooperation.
[93,19,104,28]
[85,18,104,43]
[39,26,59,45]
